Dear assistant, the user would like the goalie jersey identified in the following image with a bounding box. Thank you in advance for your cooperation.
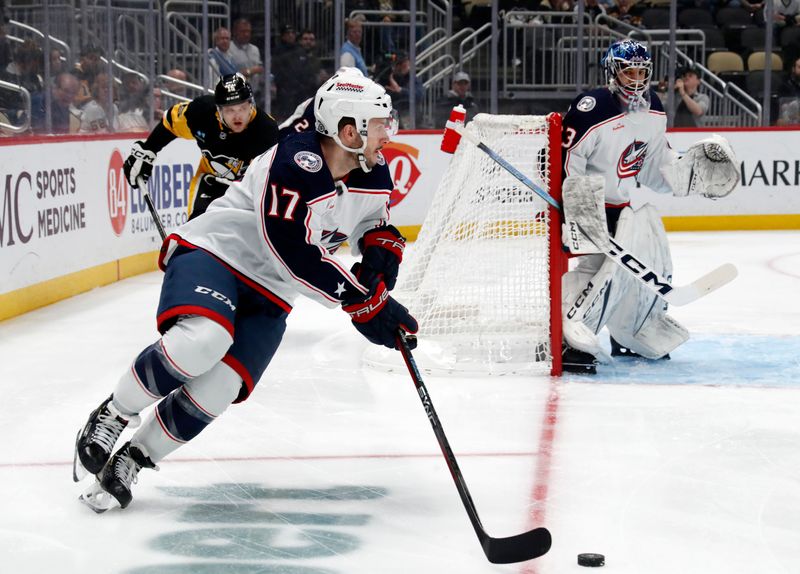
[562,88,676,205]
[164,130,394,311]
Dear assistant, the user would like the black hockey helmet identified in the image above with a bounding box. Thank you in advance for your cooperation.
[214,73,253,107]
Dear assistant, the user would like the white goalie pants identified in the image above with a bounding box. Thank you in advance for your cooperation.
[562,205,689,360]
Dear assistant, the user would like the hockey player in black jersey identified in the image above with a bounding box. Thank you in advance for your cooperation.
[74,70,417,512]
[123,73,279,219]
[559,40,739,373]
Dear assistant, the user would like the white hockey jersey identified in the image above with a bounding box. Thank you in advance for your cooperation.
[562,88,676,205]
[165,130,393,312]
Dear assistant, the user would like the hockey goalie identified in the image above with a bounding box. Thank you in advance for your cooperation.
[560,39,740,373]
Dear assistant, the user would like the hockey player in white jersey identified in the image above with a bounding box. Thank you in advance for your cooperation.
[560,39,738,373]
[73,71,417,511]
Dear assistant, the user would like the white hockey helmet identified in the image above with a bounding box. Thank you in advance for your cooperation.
[314,70,396,171]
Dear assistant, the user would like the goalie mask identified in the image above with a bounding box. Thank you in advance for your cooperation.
[314,71,397,172]
[602,40,652,111]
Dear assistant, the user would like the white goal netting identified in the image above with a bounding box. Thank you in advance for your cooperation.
[369,113,563,376]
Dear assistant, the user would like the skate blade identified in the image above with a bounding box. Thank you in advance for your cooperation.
[79,481,119,514]
[72,430,88,483]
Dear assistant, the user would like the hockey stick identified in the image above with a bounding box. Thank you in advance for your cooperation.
[137,176,167,241]
[396,331,552,564]
[452,124,737,306]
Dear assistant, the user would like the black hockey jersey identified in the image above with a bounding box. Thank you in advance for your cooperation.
[145,95,279,182]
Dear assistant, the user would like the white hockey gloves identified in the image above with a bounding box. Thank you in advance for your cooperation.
[562,175,611,254]
[665,134,739,200]
[123,141,157,188]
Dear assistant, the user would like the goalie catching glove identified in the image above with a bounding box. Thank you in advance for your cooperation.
[665,134,739,199]
[358,225,406,290]
[343,273,418,350]
[123,141,157,188]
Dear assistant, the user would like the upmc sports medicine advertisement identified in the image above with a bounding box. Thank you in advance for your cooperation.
[1,128,798,318]
[0,137,196,298]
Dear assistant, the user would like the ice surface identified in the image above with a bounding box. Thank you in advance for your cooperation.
[0,231,798,574]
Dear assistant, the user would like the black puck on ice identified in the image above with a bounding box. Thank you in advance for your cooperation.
[577,553,605,567]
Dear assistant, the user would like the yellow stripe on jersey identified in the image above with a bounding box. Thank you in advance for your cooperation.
[162,102,194,140]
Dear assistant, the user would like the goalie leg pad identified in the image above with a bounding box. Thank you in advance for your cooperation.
[562,175,611,254]
[562,207,642,354]
[606,205,689,359]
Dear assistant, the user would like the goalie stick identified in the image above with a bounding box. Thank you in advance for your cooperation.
[396,331,552,564]
[451,124,737,306]
[137,176,167,241]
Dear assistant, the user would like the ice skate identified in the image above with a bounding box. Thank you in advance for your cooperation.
[79,441,157,512]
[73,395,140,482]
[562,344,598,375]
[610,336,671,360]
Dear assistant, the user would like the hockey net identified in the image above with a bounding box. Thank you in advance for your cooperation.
[370,113,565,376]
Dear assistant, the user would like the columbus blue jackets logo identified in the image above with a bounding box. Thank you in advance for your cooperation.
[616,140,648,179]
[376,151,386,166]
[322,228,348,252]
[294,151,323,172]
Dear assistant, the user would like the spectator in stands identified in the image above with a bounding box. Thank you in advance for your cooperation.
[272,26,321,120]
[0,20,11,73]
[340,17,369,76]
[117,72,150,132]
[580,0,608,19]
[435,70,479,128]
[31,71,80,134]
[776,57,800,124]
[79,72,118,133]
[3,39,44,95]
[607,0,644,27]
[208,26,237,83]
[73,43,103,109]
[273,24,297,57]
[771,0,800,26]
[229,17,264,98]
[49,48,66,76]
[381,51,424,127]
[164,68,189,97]
[673,66,710,127]
[778,55,800,98]
[299,28,327,85]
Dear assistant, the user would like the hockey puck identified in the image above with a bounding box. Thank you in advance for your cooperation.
[577,553,605,567]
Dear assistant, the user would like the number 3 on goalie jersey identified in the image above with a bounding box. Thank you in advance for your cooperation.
[563,127,577,149]
[267,184,301,221]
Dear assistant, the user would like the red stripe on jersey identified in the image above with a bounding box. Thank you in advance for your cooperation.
[222,355,254,403]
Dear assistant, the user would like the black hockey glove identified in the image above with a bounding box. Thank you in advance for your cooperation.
[342,280,418,350]
[123,141,157,188]
[358,225,405,290]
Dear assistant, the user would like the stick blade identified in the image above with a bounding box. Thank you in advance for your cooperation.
[483,526,552,564]
[668,263,738,306]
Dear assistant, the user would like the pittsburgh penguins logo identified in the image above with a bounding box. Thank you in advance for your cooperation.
[201,150,244,180]
[616,140,648,179]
